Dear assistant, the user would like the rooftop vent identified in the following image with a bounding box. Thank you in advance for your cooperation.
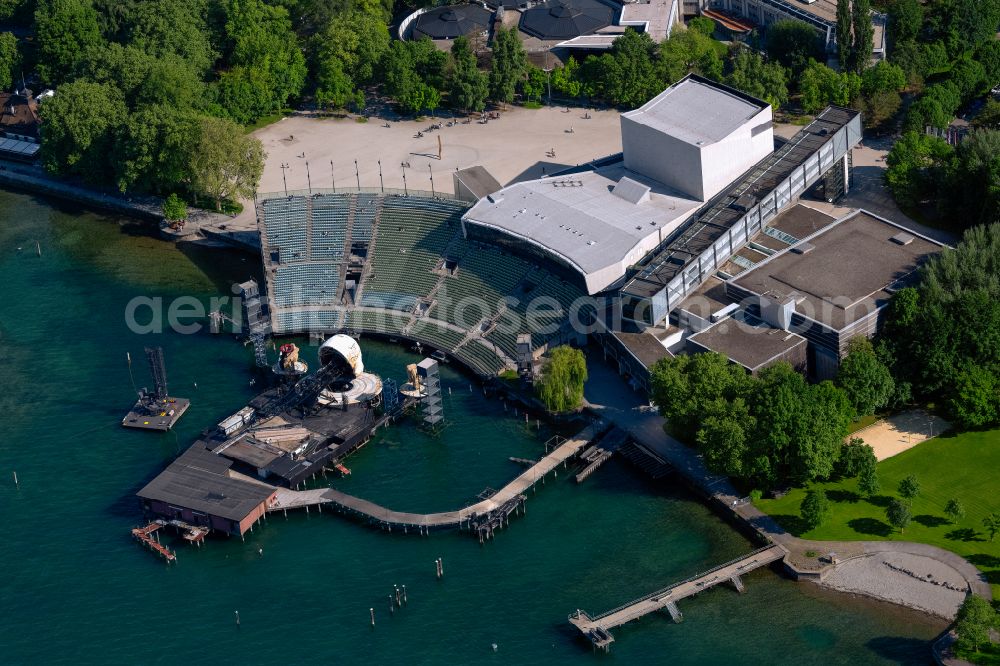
[890,232,914,246]
[791,242,814,255]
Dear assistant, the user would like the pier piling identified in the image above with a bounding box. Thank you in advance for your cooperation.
[370,608,375,626]
[12,471,17,487]
[235,611,240,627]
[402,585,407,604]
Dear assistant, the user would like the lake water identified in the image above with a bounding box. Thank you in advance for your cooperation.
[0,190,943,664]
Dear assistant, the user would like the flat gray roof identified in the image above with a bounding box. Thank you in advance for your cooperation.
[768,203,836,241]
[688,311,807,372]
[455,166,502,199]
[621,77,766,146]
[137,445,275,522]
[731,210,945,330]
[613,329,672,367]
[464,161,700,278]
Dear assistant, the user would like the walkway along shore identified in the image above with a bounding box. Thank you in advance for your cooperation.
[581,356,991,622]
[268,424,598,537]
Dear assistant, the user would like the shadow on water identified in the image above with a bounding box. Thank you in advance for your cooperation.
[866,635,937,665]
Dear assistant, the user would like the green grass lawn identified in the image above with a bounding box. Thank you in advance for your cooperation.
[755,429,1000,595]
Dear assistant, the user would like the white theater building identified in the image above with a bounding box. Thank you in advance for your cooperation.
[462,74,774,294]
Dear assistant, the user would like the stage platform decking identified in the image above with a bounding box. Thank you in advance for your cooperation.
[122,397,190,431]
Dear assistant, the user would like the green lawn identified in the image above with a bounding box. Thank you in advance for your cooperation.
[755,429,1000,595]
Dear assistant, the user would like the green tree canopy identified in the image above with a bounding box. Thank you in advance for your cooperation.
[858,452,880,496]
[888,0,923,44]
[849,0,874,74]
[112,104,199,193]
[188,116,265,209]
[313,9,389,86]
[984,512,1000,542]
[39,80,127,184]
[765,20,823,70]
[956,595,996,653]
[836,337,895,417]
[798,59,858,114]
[0,32,19,90]
[886,498,912,532]
[536,345,587,412]
[836,0,852,70]
[800,489,831,529]
[944,498,965,523]
[35,0,103,83]
[726,45,788,109]
[448,36,488,112]
[898,473,921,499]
[162,193,187,221]
[489,27,527,106]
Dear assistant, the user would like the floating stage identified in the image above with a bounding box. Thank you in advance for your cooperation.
[122,396,190,432]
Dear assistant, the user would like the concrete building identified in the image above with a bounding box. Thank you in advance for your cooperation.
[687,308,808,374]
[726,209,945,378]
[463,75,772,294]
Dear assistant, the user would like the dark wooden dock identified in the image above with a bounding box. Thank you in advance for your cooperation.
[269,424,597,536]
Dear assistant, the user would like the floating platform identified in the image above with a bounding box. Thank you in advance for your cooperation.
[122,397,190,431]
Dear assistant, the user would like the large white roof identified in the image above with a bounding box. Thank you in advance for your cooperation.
[621,77,766,146]
[463,162,700,283]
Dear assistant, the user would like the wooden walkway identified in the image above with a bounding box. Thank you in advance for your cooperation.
[569,544,786,650]
[267,425,597,533]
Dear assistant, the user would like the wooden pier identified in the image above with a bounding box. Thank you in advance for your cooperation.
[131,522,177,563]
[568,544,786,651]
[268,424,597,536]
[575,428,628,484]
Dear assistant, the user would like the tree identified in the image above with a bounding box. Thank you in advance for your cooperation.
[448,37,488,112]
[837,437,875,478]
[34,0,103,83]
[315,55,361,111]
[799,60,858,114]
[983,513,1000,542]
[220,0,307,123]
[658,28,722,84]
[836,0,852,70]
[836,337,895,417]
[973,99,1000,130]
[888,0,922,44]
[898,474,920,500]
[949,362,1000,428]
[944,498,965,524]
[697,397,754,477]
[726,45,788,109]
[946,130,1000,229]
[765,20,822,70]
[850,0,874,74]
[884,131,953,208]
[112,104,199,193]
[188,116,265,210]
[536,345,587,412]
[858,453,880,496]
[602,29,660,107]
[0,31,19,90]
[314,10,390,87]
[38,80,127,184]
[650,352,751,442]
[551,57,582,98]
[123,0,217,76]
[520,65,547,103]
[162,193,187,221]
[489,27,526,107]
[956,595,996,654]
[886,498,912,532]
[800,489,831,530]
[687,16,715,37]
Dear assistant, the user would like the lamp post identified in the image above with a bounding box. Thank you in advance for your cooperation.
[305,161,312,194]
[378,160,384,193]
[330,160,336,193]
[354,159,360,190]
[280,162,289,197]
[401,163,408,196]
[429,164,435,197]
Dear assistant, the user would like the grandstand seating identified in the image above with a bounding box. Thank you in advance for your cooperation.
[273,263,340,307]
[360,196,466,309]
[262,197,308,263]
[258,192,584,377]
[274,309,342,332]
[310,196,349,260]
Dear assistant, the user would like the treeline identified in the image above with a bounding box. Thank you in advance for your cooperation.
[879,0,1000,230]
[879,224,1000,429]
[649,345,892,489]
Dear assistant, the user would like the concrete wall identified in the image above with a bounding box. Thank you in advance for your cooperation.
[621,116,706,199]
[621,105,773,202]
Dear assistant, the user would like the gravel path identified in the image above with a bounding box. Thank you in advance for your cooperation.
[821,552,968,619]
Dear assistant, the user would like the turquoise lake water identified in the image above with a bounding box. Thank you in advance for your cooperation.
[0,190,944,664]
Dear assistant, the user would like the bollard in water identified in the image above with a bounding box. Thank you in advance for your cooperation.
[402,585,407,604]
[12,471,18,487]
[370,608,375,626]
[234,610,240,627]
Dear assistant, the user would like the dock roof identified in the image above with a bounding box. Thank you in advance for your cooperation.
[137,445,275,522]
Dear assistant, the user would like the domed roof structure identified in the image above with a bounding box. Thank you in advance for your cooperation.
[519,0,615,40]
[411,4,493,40]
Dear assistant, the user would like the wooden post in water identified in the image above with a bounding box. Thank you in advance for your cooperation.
[12,471,17,487]
[234,610,240,627]
[389,595,394,614]
[402,585,407,604]
[370,608,375,626]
